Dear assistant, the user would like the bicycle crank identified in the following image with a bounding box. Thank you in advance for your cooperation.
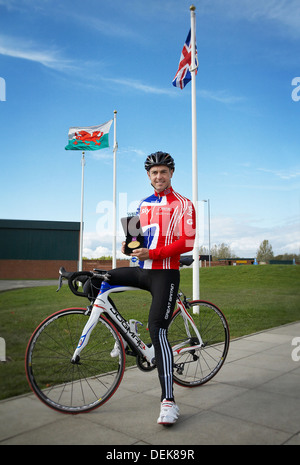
[136,354,156,371]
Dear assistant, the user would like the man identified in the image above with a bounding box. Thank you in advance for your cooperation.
[106,151,196,425]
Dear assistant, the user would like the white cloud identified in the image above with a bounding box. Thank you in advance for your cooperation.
[198,89,245,105]
[83,231,125,259]
[257,168,300,181]
[108,77,175,96]
[83,214,300,260]
[104,78,244,104]
[0,34,74,71]
[205,0,300,39]
[70,13,138,40]
[83,245,111,259]
[202,215,300,257]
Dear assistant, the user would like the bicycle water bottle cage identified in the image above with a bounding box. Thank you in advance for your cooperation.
[129,319,144,336]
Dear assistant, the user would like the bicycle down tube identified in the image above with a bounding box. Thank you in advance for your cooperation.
[71,282,204,366]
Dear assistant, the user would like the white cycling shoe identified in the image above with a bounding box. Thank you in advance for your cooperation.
[111,320,141,357]
[110,340,127,357]
[157,399,180,425]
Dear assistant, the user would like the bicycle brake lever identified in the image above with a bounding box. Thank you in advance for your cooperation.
[56,273,63,292]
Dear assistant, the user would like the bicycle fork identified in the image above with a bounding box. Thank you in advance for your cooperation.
[71,304,102,364]
[71,282,124,364]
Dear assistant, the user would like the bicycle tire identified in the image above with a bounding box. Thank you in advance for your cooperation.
[25,308,125,414]
[168,300,230,387]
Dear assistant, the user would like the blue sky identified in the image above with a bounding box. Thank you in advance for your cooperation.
[0,0,299,259]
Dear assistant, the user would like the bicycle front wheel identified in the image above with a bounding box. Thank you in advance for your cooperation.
[168,300,230,387]
[25,308,125,414]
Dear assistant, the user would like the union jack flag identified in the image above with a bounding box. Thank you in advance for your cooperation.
[172,29,198,89]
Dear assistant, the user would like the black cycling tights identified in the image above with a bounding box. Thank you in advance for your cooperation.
[106,267,180,402]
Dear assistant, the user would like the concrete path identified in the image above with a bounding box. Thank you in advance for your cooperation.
[0,321,299,446]
[0,280,57,292]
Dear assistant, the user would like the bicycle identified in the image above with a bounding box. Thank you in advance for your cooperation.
[25,256,230,414]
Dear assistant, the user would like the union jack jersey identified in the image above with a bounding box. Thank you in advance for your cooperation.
[172,29,198,89]
[136,187,196,270]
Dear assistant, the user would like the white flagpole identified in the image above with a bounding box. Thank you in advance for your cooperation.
[79,151,85,271]
[112,110,118,269]
[190,5,200,306]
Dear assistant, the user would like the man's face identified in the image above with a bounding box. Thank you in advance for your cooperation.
[147,165,174,193]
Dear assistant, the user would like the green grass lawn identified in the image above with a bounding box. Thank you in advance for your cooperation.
[180,265,300,338]
[0,265,299,400]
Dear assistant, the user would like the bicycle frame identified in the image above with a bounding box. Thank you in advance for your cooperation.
[172,295,204,354]
[71,282,204,366]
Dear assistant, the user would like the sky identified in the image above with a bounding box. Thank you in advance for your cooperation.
[0,0,299,260]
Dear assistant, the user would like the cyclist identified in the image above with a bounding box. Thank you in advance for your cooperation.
[106,151,196,425]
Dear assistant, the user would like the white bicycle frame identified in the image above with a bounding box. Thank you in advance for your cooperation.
[172,295,204,354]
[71,282,204,365]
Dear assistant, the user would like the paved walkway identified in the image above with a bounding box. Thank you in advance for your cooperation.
[0,280,57,292]
[0,320,299,446]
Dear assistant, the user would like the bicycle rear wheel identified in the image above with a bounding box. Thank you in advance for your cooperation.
[168,300,229,387]
[25,308,125,414]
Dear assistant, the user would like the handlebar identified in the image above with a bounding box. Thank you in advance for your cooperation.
[57,267,96,298]
[57,255,194,299]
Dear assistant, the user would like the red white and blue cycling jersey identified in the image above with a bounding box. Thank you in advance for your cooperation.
[136,186,196,270]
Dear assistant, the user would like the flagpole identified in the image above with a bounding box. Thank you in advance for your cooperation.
[79,151,85,271]
[112,110,118,269]
[190,5,200,307]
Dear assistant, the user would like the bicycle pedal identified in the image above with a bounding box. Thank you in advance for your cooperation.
[175,364,184,375]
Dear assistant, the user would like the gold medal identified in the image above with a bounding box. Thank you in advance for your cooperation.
[128,240,140,249]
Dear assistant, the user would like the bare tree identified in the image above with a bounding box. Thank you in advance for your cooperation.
[211,243,236,260]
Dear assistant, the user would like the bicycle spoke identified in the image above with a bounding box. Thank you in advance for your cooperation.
[25,309,125,413]
[169,301,229,386]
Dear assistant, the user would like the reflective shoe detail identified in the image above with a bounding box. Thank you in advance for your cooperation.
[157,399,179,425]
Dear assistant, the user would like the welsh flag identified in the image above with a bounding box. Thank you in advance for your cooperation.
[65,120,113,151]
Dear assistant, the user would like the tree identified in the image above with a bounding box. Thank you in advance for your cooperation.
[256,240,274,262]
[274,253,300,261]
[210,243,236,260]
[199,246,209,255]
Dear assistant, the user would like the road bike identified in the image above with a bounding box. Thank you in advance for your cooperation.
[25,256,230,414]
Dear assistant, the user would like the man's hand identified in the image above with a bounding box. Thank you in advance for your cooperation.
[131,248,149,261]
